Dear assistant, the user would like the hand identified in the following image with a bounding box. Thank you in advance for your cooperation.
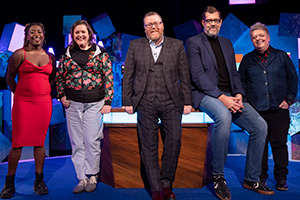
[183,105,193,115]
[124,106,134,114]
[234,94,244,112]
[279,100,289,109]
[61,96,70,108]
[101,105,111,114]
[218,94,243,113]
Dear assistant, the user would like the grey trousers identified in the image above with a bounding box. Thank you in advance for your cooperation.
[66,99,104,180]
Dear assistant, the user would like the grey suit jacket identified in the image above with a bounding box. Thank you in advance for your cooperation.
[122,36,192,113]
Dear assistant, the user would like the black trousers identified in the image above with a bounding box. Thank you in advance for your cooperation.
[259,109,290,181]
[137,97,182,192]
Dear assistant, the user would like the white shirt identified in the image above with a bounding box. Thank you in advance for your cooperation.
[149,37,164,62]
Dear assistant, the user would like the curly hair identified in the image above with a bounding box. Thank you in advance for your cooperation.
[23,22,46,47]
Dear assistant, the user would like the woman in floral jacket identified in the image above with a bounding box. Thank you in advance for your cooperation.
[56,20,113,194]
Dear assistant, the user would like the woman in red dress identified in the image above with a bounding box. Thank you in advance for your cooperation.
[1,23,56,198]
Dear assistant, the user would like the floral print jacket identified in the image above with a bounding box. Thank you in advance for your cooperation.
[56,44,114,105]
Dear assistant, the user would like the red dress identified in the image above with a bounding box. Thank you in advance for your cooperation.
[12,50,53,148]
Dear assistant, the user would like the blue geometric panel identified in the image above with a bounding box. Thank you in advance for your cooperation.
[63,15,84,35]
[219,13,249,45]
[173,20,202,45]
[267,25,298,70]
[102,33,122,63]
[50,99,65,125]
[121,34,141,62]
[0,53,9,77]
[0,22,25,53]
[0,132,11,162]
[278,13,300,37]
[111,62,123,108]
[91,12,116,40]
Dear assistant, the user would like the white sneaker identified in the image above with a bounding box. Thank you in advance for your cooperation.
[73,179,87,194]
[85,175,98,193]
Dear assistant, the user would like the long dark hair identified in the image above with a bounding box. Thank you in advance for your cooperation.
[23,22,46,47]
[70,20,95,49]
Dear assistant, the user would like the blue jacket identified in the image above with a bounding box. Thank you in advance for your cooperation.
[239,46,298,111]
[186,32,244,108]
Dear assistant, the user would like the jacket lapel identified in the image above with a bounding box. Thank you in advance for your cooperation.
[142,37,153,72]
[201,33,218,70]
[158,37,169,68]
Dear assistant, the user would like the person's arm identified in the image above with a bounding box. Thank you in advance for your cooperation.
[6,49,24,93]
[122,42,136,114]
[100,51,114,114]
[49,53,56,85]
[177,42,192,114]
[282,52,298,104]
[55,54,70,108]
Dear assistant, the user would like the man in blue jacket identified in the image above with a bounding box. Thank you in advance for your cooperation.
[186,6,274,200]
[239,22,298,191]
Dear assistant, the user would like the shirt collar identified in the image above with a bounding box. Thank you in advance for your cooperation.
[255,46,271,57]
[149,36,164,47]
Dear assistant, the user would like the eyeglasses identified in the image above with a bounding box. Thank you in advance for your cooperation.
[204,19,221,24]
[144,22,162,28]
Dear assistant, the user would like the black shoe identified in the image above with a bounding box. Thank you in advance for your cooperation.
[276,180,288,191]
[243,179,274,195]
[213,175,231,200]
[33,173,48,195]
[259,177,266,186]
[0,175,15,199]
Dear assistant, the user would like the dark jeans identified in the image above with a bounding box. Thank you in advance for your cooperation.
[259,109,290,181]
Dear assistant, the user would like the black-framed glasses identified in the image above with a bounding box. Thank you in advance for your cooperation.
[144,21,163,28]
[204,19,221,24]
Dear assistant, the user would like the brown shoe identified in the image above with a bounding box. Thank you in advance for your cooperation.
[162,187,176,200]
[243,179,274,195]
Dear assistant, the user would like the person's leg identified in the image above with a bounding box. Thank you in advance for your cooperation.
[34,146,45,174]
[232,102,267,182]
[159,99,182,189]
[82,100,104,176]
[65,100,87,181]
[137,98,161,192]
[7,147,22,176]
[82,100,104,193]
[267,109,289,190]
[66,100,91,194]
[199,95,232,200]
[199,95,232,176]
[233,103,274,195]
[33,146,48,195]
[258,111,270,183]
[0,147,22,198]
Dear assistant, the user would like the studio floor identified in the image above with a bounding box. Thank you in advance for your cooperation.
[0,155,299,200]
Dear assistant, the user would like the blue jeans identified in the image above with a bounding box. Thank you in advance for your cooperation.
[199,94,267,182]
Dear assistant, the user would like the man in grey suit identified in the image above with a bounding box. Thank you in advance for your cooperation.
[186,6,274,200]
[122,11,192,200]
